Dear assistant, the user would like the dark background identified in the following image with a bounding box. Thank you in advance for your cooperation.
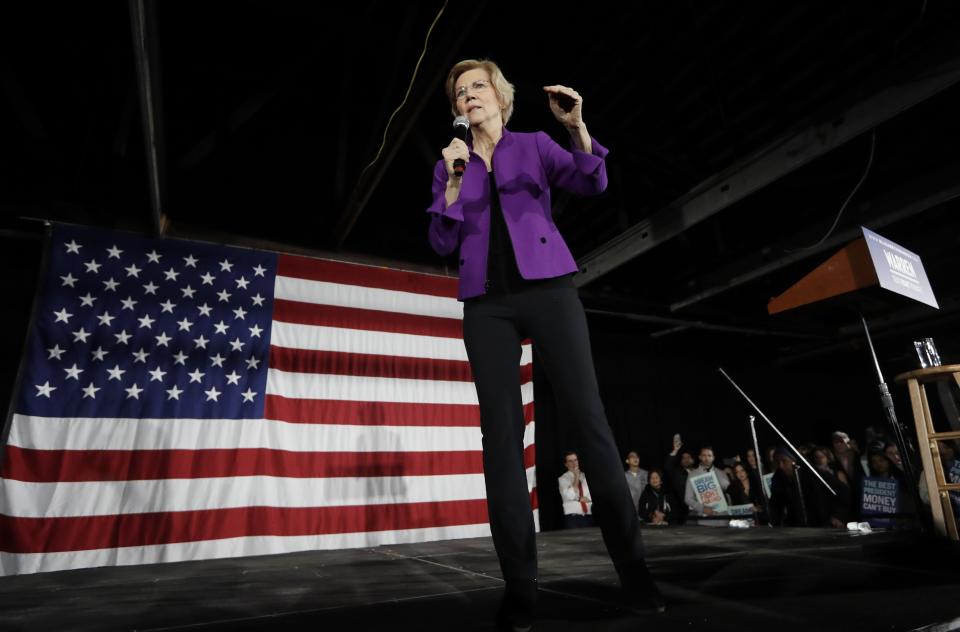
[2,1,959,529]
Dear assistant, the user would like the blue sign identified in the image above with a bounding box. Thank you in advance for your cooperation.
[860,476,900,528]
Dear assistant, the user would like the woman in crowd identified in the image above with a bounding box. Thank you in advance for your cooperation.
[728,462,767,524]
[638,470,675,525]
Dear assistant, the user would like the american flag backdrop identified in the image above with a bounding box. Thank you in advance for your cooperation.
[0,225,537,576]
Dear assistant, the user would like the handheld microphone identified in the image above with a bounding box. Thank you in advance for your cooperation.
[452,116,469,177]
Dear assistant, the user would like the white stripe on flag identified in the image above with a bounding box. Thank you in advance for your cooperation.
[0,523,495,576]
[274,275,464,319]
[7,415,536,453]
[269,321,470,361]
[0,473,493,518]
[268,322,534,366]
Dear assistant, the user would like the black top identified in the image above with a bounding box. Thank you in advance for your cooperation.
[478,171,574,298]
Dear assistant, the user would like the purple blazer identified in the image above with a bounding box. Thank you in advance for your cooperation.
[426,128,608,300]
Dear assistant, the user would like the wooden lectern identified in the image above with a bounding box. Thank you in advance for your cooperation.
[768,238,877,315]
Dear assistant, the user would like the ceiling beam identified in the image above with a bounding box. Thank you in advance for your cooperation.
[573,54,960,288]
[583,307,826,340]
[128,0,168,236]
[668,169,960,312]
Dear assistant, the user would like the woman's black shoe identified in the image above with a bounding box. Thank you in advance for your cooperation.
[618,562,666,614]
[495,583,536,631]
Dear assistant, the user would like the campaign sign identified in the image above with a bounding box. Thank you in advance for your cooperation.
[862,226,938,309]
[861,476,900,528]
[762,473,774,499]
[690,470,729,513]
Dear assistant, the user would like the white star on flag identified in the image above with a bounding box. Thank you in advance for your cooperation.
[35,381,56,397]
[82,382,100,398]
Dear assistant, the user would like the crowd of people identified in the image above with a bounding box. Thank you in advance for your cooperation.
[558,430,960,529]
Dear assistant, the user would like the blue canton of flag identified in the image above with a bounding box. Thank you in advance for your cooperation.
[18,225,277,420]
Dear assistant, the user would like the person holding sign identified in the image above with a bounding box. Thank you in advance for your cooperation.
[684,447,731,516]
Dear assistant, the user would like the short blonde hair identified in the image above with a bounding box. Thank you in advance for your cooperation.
[446,58,515,125]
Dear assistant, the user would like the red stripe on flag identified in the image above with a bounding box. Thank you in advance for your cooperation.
[272,299,463,339]
[0,446,486,483]
[267,347,470,382]
[523,444,536,470]
[0,499,491,553]
[267,347,533,384]
[263,396,535,426]
[278,255,458,298]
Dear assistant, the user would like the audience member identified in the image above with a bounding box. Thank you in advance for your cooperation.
[769,447,838,527]
[684,446,731,517]
[558,452,593,529]
[665,435,695,524]
[884,442,903,472]
[623,450,649,514]
[811,445,853,525]
[638,470,676,525]
[728,462,766,522]
[832,431,864,514]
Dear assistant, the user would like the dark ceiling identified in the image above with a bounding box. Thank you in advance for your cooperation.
[2,0,960,374]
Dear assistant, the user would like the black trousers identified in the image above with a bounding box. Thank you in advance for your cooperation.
[463,286,645,596]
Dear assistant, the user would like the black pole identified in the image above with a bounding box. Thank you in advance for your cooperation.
[749,415,774,527]
[793,461,809,527]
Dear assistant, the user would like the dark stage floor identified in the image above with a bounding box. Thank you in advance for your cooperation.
[2,526,959,631]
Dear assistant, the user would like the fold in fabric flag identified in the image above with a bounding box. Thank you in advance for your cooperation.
[0,225,536,576]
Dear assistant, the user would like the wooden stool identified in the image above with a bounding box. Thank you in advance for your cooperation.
[894,364,960,540]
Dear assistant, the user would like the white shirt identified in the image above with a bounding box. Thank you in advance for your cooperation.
[558,470,593,516]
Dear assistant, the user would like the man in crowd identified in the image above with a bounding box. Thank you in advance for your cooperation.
[558,451,594,528]
[684,446,731,516]
[624,450,649,514]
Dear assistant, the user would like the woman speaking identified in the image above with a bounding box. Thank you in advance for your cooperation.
[425,59,663,630]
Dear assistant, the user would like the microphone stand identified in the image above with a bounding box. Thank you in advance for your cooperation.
[749,415,774,527]
[860,315,927,533]
[718,368,836,497]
